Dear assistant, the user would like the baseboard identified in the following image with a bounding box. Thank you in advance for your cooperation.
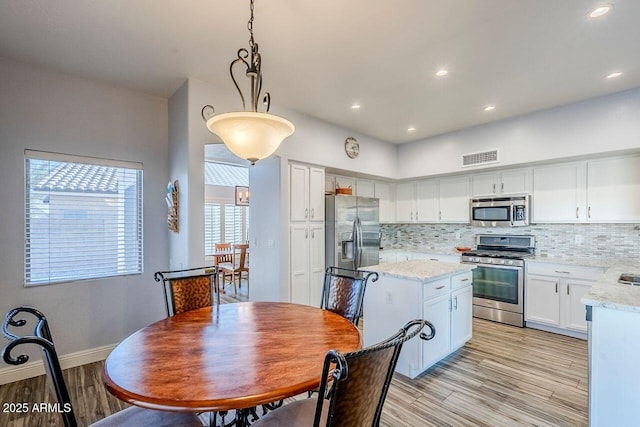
[525,322,587,340]
[0,343,116,385]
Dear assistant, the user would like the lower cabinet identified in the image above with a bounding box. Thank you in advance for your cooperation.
[525,262,604,336]
[290,224,325,306]
[363,270,473,379]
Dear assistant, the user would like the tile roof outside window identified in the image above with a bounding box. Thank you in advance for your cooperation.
[34,163,119,194]
[204,162,248,187]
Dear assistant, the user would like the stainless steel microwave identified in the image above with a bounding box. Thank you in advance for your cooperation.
[470,195,530,227]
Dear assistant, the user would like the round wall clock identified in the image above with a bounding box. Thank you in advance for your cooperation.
[344,137,359,159]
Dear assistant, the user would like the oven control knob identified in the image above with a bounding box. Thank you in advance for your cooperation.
[499,259,505,264]
[508,260,514,265]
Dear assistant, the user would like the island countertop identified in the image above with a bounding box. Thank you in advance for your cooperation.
[365,259,475,283]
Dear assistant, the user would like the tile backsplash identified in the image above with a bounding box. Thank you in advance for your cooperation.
[381,223,640,260]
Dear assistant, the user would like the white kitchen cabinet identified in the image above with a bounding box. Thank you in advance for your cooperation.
[289,223,325,306]
[374,182,395,223]
[416,179,438,222]
[421,293,451,369]
[364,267,473,379]
[471,169,531,197]
[396,182,416,222]
[378,250,397,264]
[532,162,586,222]
[586,156,640,222]
[525,262,604,336]
[450,284,473,349]
[438,176,470,222]
[525,275,561,326]
[355,179,375,198]
[290,163,325,223]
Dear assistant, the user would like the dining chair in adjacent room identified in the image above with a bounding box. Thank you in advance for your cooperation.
[218,243,249,295]
[1,306,202,427]
[320,266,380,325]
[154,266,219,317]
[252,319,436,427]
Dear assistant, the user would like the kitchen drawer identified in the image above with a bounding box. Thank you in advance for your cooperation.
[423,277,450,300]
[526,262,604,281]
[451,271,472,290]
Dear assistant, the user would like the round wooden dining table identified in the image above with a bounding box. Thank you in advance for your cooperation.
[102,302,362,413]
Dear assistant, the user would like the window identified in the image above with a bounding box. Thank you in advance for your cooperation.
[25,150,143,286]
[204,203,248,255]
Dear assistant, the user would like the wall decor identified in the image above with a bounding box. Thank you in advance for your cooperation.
[235,185,250,206]
[167,180,179,232]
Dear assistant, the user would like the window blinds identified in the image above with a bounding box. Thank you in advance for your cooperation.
[24,151,143,286]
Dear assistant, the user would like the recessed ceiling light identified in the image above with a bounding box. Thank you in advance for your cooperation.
[436,69,448,77]
[484,105,496,112]
[589,4,612,18]
[606,71,623,79]
[351,103,361,110]
[407,127,416,132]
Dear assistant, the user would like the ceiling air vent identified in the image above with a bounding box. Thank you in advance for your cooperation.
[461,149,499,167]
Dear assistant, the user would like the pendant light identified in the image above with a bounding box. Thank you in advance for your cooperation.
[202,0,294,165]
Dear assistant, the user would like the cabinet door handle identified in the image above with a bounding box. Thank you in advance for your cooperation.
[493,183,496,193]
[555,270,571,274]
[429,258,439,262]
[460,278,469,282]
[588,206,591,219]
[410,212,413,221]
[439,211,442,220]
[416,211,419,221]
[310,208,314,219]
[305,228,308,238]
[305,208,308,218]
[576,207,579,219]
[501,182,504,192]
[567,285,570,295]
[311,229,315,238]
[453,296,458,310]
[555,282,558,293]
[436,285,445,290]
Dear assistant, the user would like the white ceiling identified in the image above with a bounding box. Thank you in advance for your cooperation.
[1,1,638,144]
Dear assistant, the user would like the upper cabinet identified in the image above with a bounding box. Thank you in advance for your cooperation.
[355,179,375,198]
[290,163,325,223]
[374,182,395,223]
[586,156,640,222]
[471,168,531,197]
[439,176,470,222]
[532,155,640,223]
[395,177,469,223]
[532,162,586,222]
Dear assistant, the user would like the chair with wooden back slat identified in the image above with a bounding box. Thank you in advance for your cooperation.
[1,306,202,427]
[219,243,249,295]
[154,266,219,317]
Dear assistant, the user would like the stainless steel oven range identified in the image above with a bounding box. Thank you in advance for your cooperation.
[461,234,535,327]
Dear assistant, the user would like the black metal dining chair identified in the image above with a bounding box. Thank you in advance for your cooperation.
[1,306,202,427]
[320,266,379,325]
[154,265,219,317]
[252,318,436,427]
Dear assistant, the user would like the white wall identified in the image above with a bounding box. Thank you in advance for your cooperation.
[397,88,640,179]
[0,57,169,367]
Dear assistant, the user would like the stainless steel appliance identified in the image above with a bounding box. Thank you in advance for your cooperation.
[470,195,530,227]
[461,234,536,327]
[325,195,380,269]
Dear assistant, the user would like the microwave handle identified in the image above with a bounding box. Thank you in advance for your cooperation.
[510,205,515,226]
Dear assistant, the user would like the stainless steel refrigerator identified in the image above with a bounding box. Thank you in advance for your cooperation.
[325,195,380,270]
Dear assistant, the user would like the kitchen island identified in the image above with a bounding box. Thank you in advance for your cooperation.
[363,260,475,379]
[581,262,640,426]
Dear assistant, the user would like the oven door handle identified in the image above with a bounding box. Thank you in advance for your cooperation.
[464,262,523,271]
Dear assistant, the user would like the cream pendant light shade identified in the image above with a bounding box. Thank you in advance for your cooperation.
[206,112,294,165]
[202,0,294,165]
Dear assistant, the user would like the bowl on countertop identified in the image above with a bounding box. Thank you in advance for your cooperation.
[455,246,471,253]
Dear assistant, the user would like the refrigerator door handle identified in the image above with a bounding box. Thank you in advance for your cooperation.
[355,216,363,269]
[352,218,359,270]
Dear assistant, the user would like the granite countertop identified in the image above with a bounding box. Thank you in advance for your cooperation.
[366,259,474,283]
[582,262,640,313]
[527,256,616,268]
[380,247,464,256]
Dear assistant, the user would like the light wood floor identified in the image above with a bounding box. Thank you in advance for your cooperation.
[1,295,587,426]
